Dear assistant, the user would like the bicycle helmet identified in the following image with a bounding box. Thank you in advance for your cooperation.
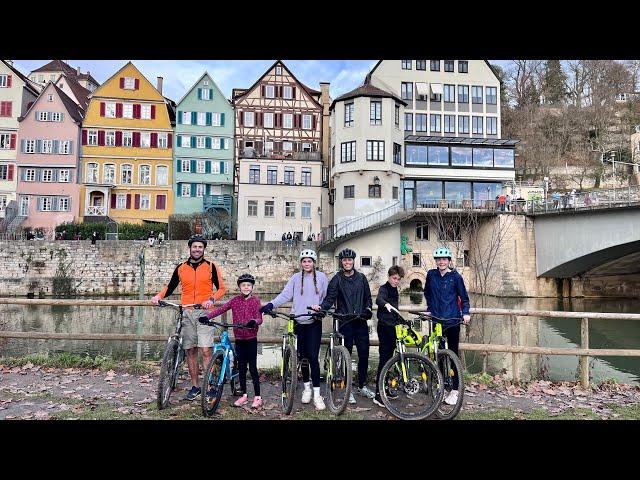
[338,248,357,260]
[433,247,452,259]
[188,234,208,248]
[237,273,255,286]
[299,249,317,262]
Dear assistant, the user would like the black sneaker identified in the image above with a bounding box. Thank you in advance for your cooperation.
[373,393,385,408]
[185,386,201,401]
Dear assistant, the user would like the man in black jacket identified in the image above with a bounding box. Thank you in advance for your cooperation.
[373,265,404,407]
[317,247,374,404]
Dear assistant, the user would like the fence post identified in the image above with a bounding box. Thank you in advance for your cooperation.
[580,317,589,388]
[136,246,145,362]
[510,314,520,382]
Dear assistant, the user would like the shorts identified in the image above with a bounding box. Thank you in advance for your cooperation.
[181,308,215,350]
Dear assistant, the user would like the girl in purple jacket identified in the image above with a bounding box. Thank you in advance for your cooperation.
[204,273,264,408]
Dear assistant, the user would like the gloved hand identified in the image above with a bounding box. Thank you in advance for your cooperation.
[198,315,212,325]
[151,294,161,305]
[245,319,257,328]
[260,303,274,314]
[362,308,373,320]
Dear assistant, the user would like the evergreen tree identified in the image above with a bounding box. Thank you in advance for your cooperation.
[542,60,568,105]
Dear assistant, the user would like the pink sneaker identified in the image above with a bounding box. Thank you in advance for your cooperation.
[234,394,248,407]
[251,396,263,409]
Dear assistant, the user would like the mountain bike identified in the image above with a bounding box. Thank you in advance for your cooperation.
[155,300,202,410]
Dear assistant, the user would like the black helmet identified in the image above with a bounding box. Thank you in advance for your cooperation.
[338,248,357,260]
[188,234,207,248]
[237,273,255,286]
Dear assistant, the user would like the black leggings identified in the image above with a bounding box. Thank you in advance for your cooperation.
[442,325,461,390]
[235,338,260,396]
[294,320,322,387]
[375,323,396,394]
[340,319,370,389]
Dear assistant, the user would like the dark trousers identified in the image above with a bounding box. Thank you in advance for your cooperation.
[235,338,260,396]
[340,319,370,388]
[442,324,461,390]
[375,323,396,394]
[294,320,322,387]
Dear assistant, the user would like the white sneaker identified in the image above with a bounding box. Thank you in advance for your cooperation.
[313,395,326,411]
[348,393,356,404]
[444,390,459,406]
[357,385,376,399]
[301,388,312,404]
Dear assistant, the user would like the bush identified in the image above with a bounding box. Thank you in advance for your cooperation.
[54,221,167,240]
[168,214,198,240]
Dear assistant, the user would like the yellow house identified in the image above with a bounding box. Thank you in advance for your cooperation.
[79,62,174,224]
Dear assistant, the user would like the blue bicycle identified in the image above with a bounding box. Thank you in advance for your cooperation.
[198,317,253,417]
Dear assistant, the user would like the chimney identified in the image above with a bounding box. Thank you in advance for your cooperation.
[76,66,80,76]
[157,76,163,95]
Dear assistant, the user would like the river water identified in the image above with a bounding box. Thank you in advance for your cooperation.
[1,294,638,384]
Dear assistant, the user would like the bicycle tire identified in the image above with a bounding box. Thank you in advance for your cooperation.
[326,345,352,416]
[201,350,225,417]
[157,338,179,410]
[281,344,297,415]
[434,349,464,420]
[379,352,444,421]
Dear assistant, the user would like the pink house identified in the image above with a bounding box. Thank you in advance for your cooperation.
[16,82,84,234]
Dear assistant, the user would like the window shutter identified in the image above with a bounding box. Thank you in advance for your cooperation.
[257,112,262,126]
[98,131,105,146]
[151,105,156,119]
[21,140,25,153]
[133,104,140,119]
[206,112,212,126]
[126,194,131,209]
[34,111,40,121]
[36,139,42,153]
[205,184,210,195]
[190,183,197,197]
[132,132,140,147]
[177,184,181,197]
[134,194,140,209]
[156,194,166,210]
[8,164,14,181]
[82,130,87,145]
[209,89,213,99]
[53,197,59,211]
[190,136,196,148]
[111,194,117,208]
[220,112,225,126]
[68,141,73,155]
[205,161,211,174]
[115,131,123,146]
[296,114,301,128]
[168,133,172,147]
[220,161,225,174]
[119,77,125,88]
[10,134,16,149]
[7,75,12,87]
[191,160,196,171]
[277,86,282,98]
[197,88,202,100]
[191,112,197,124]
[261,85,265,97]
[150,132,158,148]
[60,113,64,122]
[205,137,211,149]
[239,111,243,126]
[292,86,296,99]
[312,115,317,129]
[134,79,140,90]
[52,170,58,182]
[100,102,105,116]
[178,111,182,124]
[53,140,59,154]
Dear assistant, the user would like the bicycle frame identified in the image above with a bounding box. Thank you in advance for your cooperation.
[210,327,238,388]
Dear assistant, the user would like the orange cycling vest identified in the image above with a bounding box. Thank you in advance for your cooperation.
[157,258,226,305]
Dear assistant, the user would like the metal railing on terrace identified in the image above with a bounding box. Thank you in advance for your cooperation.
[240,149,322,161]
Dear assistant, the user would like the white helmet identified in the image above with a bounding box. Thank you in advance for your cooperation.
[299,249,317,262]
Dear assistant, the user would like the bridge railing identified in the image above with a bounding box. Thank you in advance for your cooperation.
[522,185,640,214]
[1,298,640,388]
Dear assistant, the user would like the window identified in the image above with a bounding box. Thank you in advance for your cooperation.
[395,104,400,127]
[140,194,151,209]
[428,146,449,166]
[444,115,455,134]
[451,147,473,166]
[430,60,440,71]
[264,201,274,217]
[285,202,296,218]
[416,222,429,240]
[473,148,493,166]
[51,112,62,122]
[140,132,151,148]
[404,113,413,132]
[105,102,116,118]
[47,94,54,102]
[458,61,468,73]
[59,140,70,154]
[367,140,384,161]
[341,141,356,163]
[86,163,99,183]
[264,112,274,128]
[0,75,8,87]
[25,140,36,153]
[302,142,311,152]
[249,165,260,184]
[104,164,115,184]
[0,165,7,180]
[265,85,275,98]
[121,164,132,184]
[402,60,412,69]
[124,77,136,89]
[196,136,205,149]
[344,102,354,127]
[487,117,498,135]
[41,197,52,211]
[401,82,413,101]
[25,168,35,182]
[192,160,204,174]
[444,85,455,103]
[452,87,467,107]
[393,143,402,165]
[444,60,454,72]
[415,114,427,132]
[255,231,265,241]
[276,66,283,75]
[283,114,293,129]
[211,113,222,126]
[472,86,483,104]
[244,111,254,127]
[284,167,295,185]
[369,184,381,198]
[181,184,191,197]
[181,159,191,173]
[430,114,441,133]
[182,111,191,125]
[361,256,372,267]
[105,131,115,146]
[38,74,44,82]
[19,196,29,216]
[393,186,399,199]
[201,88,210,100]
[37,111,48,121]
[301,202,311,218]
[370,100,382,125]
[158,133,168,148]
[181,136,191,148]
[411,254,421,267]
[0,133,11,149]
[156,165,168,185]
[458,116,470,134]
[120,103,132,119]
[303,114,312,130]
[486,87,497,105]
[42,169,53,182]
[196,112,206,126]
[141,104,151,119]
[139,165,151,185]
[472,116,483,134]
[41,140,53,154]
[58,197,69,211]
[283,141,293,151]
[266,166,278,184]
[301,167,311,186]
[283,86,293,99]
[493,149,515,167]
[194,184,205,198]
[58,170,70,182]
[344,185,354,199]
[416,60,426,70]
[439,223,462,242]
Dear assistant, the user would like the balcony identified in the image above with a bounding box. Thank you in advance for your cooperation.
[240,149,322,161]
[85,205,106,216]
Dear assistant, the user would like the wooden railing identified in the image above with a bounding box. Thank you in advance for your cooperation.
[1,298,639,388]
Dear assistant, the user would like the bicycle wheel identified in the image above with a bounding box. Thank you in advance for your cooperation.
[435,349,464,420]
[157,338,179,410]
[379,352,444,421]
[201,351,225,417]
[326,345,352,416]
[281,344,297,415]
[230,366,242,396]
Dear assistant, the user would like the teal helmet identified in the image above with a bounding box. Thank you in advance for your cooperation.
[433,247,452,259]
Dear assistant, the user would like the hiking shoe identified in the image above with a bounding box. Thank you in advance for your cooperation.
[373,393,385,408]
[313,395,326,411]
[348,393,356,404]
[301,387,312,404]
[444,390,459,406]
[234,394,248,407]
[185,386,201,401]
[357,385,375,399]
[251,396,263,409]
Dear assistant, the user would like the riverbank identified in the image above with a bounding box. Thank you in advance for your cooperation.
[1,354,639,420]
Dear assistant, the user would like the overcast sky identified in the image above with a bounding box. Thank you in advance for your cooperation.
[13,60,513,102]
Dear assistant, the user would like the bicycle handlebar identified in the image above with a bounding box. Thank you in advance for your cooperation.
[200,319,256,329]
[267,311,315,320]
[157,300,203,309]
